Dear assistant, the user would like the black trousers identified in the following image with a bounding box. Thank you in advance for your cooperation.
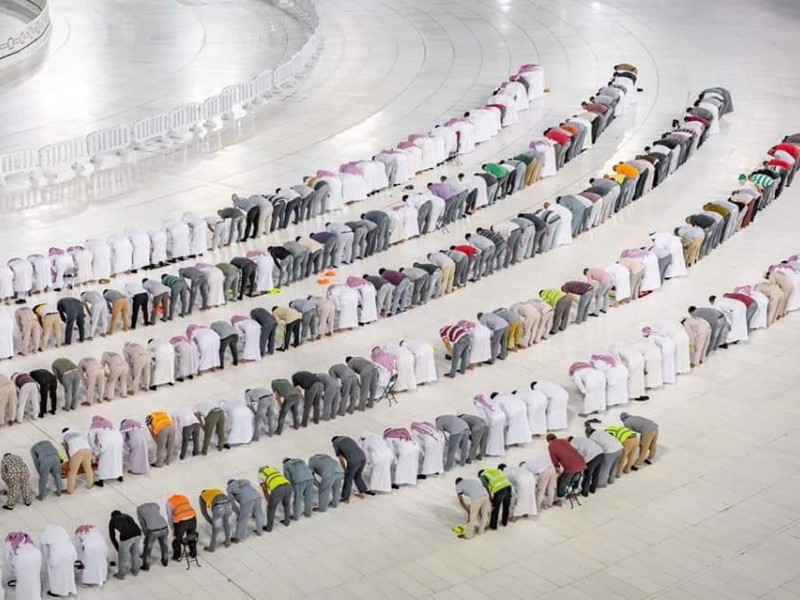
[244,207,260,239]
[39,380,57,416]
[582,455,604,496]
[341,458,368,501]
[63,314,85,344]
[282,320,301,350]
[131,293,150,328]
[276,397,300,435]
[238,265,257,299]
[180,424,200,459]
[259,323,277,356]
[218,334,239,368]
[171,517,197,560]
[489,487,512,529]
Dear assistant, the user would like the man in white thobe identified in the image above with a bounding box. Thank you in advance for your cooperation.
[40,524,78,597]
[148,339,175,389]
[75,525,109,587]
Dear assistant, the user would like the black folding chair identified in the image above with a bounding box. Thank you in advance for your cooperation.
[565,478,582,509]
[376,373,399,407]
[182,532,201,570]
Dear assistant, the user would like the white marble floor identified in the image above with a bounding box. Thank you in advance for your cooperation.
[1,0,800,598]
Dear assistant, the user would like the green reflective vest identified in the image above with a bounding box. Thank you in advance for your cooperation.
[481,468,511,495]
[260,466,289,491]
[605,425,637,443]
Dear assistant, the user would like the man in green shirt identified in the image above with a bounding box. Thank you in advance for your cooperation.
[270,379,301,435]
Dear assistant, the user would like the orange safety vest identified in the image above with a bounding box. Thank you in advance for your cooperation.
[168,495,196,523]
[148,412,173,435]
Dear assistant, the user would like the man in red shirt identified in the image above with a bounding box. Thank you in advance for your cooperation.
[450,244,480,282]
[546,433,586,504]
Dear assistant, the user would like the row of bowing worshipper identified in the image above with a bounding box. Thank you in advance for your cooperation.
[0,64,547,307]
[0,66,618,357]
[0,396,660,598]
[437,127,795,380]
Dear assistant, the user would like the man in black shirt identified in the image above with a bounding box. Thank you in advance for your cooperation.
[109,510,143,579]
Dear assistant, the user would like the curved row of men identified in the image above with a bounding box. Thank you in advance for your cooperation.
[0,66,648,426]
[5,244,797,597]
[0,64,546,309]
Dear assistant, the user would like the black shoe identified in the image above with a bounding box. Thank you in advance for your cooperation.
[631,465,639,471]
[161,559,169,567]
[117,476,124,483]
[644,459,653,465]
[720,343,729,349]
[94,480,104,488]
[141,565,150,572]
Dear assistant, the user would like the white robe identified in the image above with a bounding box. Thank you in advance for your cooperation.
[743,291,768,330]
[412,430,445,475]
[519,68,545,99]
[515,389,548,436]
[592,361,629,408]
[410,137,437,170]
[163,219,190,260]
[50,252,74,290]
[0,264,13,300]
[0,310,14,360]
[70,248,94,284]
[125,228,152,271]
[337,172,367,203]
[328,285,359,330]
[387,438,419,486]
[605,263,631,302]
[634,339,664,389]
[468,324,493,364]
[149,340,175,386]
[107,234,134,275]
[529,138,557,178]
[360,433,394,493]
[86,240,112,280]
[651,233,687,278]
[495,394,531,445]
[548,203,573,246]
[654,321,692,374]
[122,425,151,475]
[402,339,437,385]
[358,161,389,193]
[782,268,800,312]
[506,467,538,517]
[318,176,344,212]
[76,526,108,586]
[639,251,662,292]
[28,254,50,292]
[648,333,677,385]
[172,340,199,378]
[200,265,226,307]
[234,319,262,361]
[8,258,33,294]
[252,254,275,292]
[5,541,42,600]
[89,427,124,480]
[40,525,77,597]
[148,230,168,265]
[352,283,378,324]
[572,368,607,414]
[611,344,646,399]
[384,344,417,392]
[533,380,569,431]
[474,400,506,457]
[192,328,221,371]
[182,213,207,256]
[451,121,476,154]
[715,297,749,344]
[222,401,254,445]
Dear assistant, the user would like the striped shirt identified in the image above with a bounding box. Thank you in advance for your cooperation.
[750,173,774,188]
[440,324,469,344]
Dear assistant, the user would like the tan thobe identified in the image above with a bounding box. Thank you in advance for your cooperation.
[14,308,42,355]
[79,357,107,404]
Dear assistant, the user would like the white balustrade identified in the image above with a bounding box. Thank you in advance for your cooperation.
[131,113,171,148]
[0,149,40,185]
[39,136,87,181]
[169,103,202,137]
[87,124,131,164]
[274,62,293,87]
[252,70,274,104]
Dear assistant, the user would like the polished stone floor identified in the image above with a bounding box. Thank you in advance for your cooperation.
[1,0,800,598]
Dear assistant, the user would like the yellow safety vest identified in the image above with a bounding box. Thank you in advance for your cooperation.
[605,425,637,443]
[260,467,289,492]
[481,468,511,495]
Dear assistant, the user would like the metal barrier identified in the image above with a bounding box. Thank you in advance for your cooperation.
[0,0,322,186]
[0,149,39,185]
[131,113,171,148]
[39,137,87,180]
[87,125,131,163]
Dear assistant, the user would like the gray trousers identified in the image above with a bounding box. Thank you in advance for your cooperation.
[301,383,323,426]
[443,431,469,471]
[598,450,622,487]
[375,284,394,315]
[417,202,432,234]
[409,276,429,306]
[467,427,488,461]
[332,233,353,266]
[291,480,314,519]
[209,503,232,550]
[448,337,472,376]
[266,485,292,530]
[427,271,442,300]
[142,528,168,569]
[316,474,343,512]
[169,284,190,319]
[222,270,240,302]
[118,535,142,576]
[188,280,210,312]
[61,370,82,410]
[36,455,62,498]
[657,254,673,282]
[474,249,493,279]
[290,253,308,281]
[709,321,730,351]
[252,400,275,441]
[357,371,378,410]
[275,258,292,287]
[320,241,335,269]
[351,228,367,262]
[154,426,175,467]
[89,306,109,338]
[551,296,573,333]
[202,409,226,453]
[453,258,469,286]
[629,270,645,300]
[339,376,360,415]
[227,217,244,244]
[235,498,265,539]
[322,389,340,421]
[507,230,522,265]
[592,281,612,314]
[300,311,318,340]
[575,291,593,323]
[489,328,508,362]
[519,228,536,260]
[390,279,412,315]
